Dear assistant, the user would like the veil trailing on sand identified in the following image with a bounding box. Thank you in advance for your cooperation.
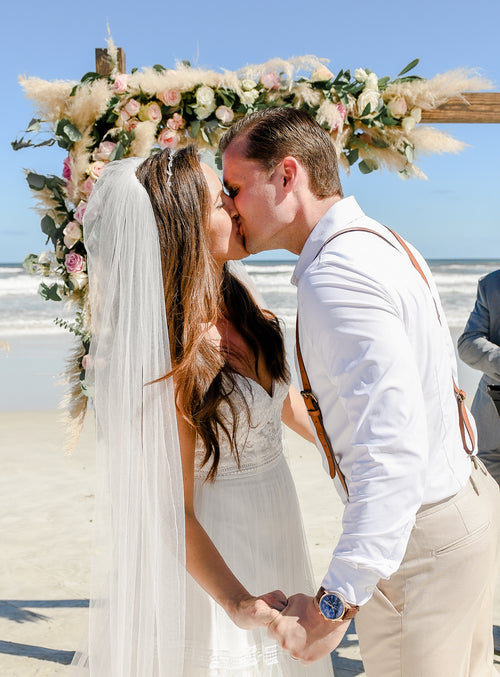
[71,158,186,676]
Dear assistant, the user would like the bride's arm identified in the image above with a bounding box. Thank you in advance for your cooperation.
[281,385,316,444]
[177,410,287,629]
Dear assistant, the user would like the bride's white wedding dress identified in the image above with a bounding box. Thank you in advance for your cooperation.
[183,374,334,676]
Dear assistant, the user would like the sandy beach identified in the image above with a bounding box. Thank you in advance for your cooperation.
[0,331,498,676]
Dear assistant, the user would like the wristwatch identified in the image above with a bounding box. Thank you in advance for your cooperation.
[314,587,359,622]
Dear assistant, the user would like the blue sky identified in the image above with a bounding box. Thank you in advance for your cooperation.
[1,0,499,262]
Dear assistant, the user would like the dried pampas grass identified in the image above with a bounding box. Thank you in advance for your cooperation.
[19,76,75,122]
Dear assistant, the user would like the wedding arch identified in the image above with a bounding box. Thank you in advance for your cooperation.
[13,41,499,438]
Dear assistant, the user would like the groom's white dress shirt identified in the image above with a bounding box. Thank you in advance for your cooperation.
[292,196,474,606]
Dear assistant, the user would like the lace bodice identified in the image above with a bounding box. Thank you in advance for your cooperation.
[194,375,289,480]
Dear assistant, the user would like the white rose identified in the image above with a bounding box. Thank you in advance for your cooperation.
[311,65,333,82]
[69,271,88,291]
[402,116,417,132]
[63,221,83,249]
[410,107,422,123]
[196,85,215,107]
[195,102,216,120]
[354,68,367,83]
[357,89,381,116]
[240,89,259,105]
[364,72,379,91]
[241,78,257,91]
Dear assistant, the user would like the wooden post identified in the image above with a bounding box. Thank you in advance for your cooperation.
[420,92,500,123]
[95,47,126,76]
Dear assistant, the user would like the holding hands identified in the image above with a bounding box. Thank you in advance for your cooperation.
[268,593,351,664]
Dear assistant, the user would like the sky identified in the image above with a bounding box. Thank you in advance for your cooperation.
[1,0,499,263]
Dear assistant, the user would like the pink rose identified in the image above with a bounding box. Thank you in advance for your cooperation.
[81,354,89,370]
[337,103,347,121]
[166,113,185,131]
[112,74,128,94]
[63,221,82,249]
[65,252,85,274]
[139,102,162,123]
[74,200,87,224]
[157,128,180,149]
[215,106,234,124]
[62,157,72,182]
[124,99,141,116]
[88,161,105,181]
[159,89,182,107]
[93,141,117,161]
[120,109,131,123]
[82,177,95,195]
[387,97,408,118]
[260,72,280,90]
[125,118,140,132]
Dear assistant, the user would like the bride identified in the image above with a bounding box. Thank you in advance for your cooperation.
[73,145,334,676]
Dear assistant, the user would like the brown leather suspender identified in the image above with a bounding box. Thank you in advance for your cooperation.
[296,226,476,498]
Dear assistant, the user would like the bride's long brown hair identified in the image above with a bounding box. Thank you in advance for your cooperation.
[136,146,288,479]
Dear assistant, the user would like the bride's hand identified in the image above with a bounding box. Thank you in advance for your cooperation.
[226,589,288,629]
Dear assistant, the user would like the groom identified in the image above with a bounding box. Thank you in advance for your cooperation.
[219,108,500,675]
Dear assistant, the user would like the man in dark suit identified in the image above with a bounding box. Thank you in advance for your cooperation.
[458,269,500,484]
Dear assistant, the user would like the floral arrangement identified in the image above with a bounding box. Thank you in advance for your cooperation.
[13,42,492,443]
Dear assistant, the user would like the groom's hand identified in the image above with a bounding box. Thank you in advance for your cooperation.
[267,593,350,664]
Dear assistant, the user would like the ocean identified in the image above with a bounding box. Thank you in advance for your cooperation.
[1,259,499,336]
[1,259,498,410]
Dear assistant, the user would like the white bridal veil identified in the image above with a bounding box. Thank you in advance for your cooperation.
[71,158,186,676]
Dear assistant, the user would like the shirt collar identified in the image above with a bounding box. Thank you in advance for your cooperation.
[292,196,364,286]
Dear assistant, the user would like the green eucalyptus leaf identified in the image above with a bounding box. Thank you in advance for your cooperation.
[397,58,420,77]
[40,214,56,237]
[26,118,41,133]
[109,141,125,161]
[405,144,415,163]
[27,172,46,190]
[377,76,390,90]
[361,103,372,117]
[39,282,62,302]
[189,120,201,138]
[63,122,82,143]
[345,148,359,166]
[80,71,101,85]
[11,138,32,151]
[70,85,78,97]
[391,75,424,85]
[153,64,166,72]
[23,253,39,274]
[359,159,378,174]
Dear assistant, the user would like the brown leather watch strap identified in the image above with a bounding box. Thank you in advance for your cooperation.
[314,587,359,621]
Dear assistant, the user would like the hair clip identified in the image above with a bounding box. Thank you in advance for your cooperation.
[166,150,176,189]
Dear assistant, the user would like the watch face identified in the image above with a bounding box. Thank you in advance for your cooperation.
[319,593,345,621]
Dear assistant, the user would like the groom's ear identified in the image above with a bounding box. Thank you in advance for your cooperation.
[280,156,299,193]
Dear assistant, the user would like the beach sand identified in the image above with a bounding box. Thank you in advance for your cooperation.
[1,409,499,676]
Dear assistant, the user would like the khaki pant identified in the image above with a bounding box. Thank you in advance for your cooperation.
[355,458,500,677]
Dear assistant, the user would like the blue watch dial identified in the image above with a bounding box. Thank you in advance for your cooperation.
[319,593,345,620]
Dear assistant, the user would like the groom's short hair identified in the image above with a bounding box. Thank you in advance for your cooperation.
[219,107,343,199]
